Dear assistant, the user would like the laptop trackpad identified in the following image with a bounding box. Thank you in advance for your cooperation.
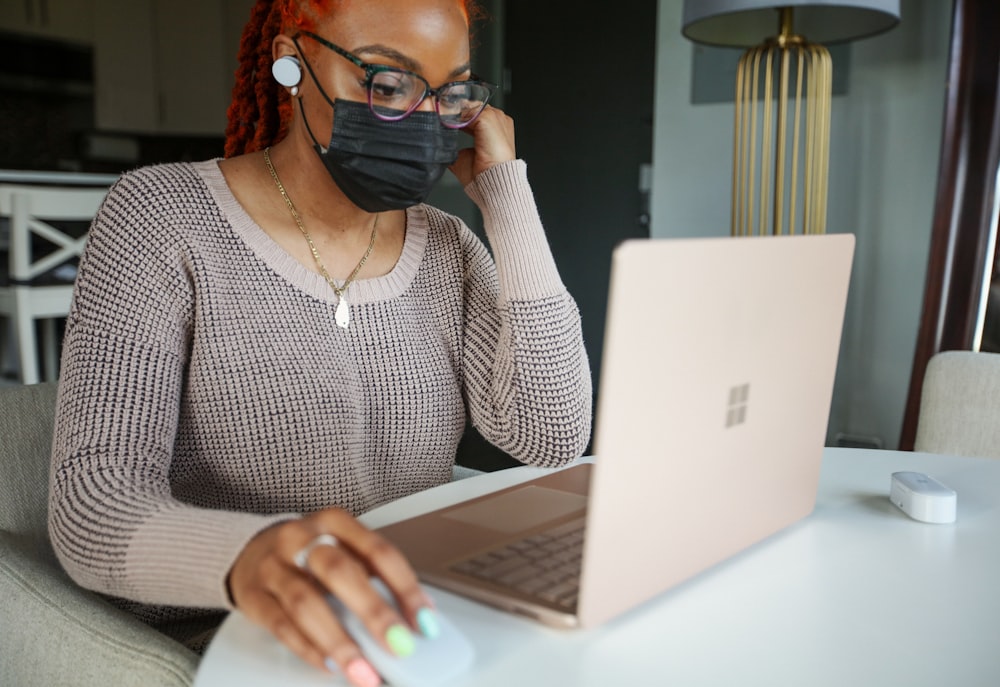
[441,486,587,534]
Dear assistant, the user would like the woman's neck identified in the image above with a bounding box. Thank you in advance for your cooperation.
[263,137,375,241]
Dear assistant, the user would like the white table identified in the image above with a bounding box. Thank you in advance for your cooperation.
[194,448,1000,687]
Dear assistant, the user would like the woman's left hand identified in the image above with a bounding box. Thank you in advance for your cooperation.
[449,106,516,187]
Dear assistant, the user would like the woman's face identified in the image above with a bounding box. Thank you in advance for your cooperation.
[299,0,472,115]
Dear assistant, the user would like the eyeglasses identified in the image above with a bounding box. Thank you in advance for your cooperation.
[296,31,496,129]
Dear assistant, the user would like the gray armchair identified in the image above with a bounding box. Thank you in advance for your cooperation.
[0,383,199,686]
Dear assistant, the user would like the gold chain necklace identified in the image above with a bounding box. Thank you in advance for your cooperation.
[263,147,377,329]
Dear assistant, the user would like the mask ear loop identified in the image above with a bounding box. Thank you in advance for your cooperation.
[292,36,340,153]
[297,98,326,153]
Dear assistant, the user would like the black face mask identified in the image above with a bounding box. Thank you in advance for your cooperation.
[300,98,460,213]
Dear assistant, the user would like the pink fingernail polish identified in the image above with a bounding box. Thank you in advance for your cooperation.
[345,657,382,687]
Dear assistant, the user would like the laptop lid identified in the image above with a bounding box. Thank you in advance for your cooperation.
[578,233,855,626]
[379,234,855,629]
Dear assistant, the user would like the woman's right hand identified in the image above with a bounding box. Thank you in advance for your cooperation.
[228,508,437,687]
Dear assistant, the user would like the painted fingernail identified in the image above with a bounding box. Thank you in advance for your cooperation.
[345,657,381,687]
[324,657,340,674]
[416,607,440,639]
[385,623,416,657]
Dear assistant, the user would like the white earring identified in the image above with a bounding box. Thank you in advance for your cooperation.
[271,55,302,88]
[290,86,299,97]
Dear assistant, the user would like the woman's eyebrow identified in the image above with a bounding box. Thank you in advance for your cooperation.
[353,44,471,79]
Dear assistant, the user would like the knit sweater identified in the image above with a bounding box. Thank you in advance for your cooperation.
[48,158,592,630]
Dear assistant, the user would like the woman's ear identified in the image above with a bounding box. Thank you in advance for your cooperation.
[272,34,298,63]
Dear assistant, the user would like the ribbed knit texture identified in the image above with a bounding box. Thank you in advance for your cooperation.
[48,158,592,643]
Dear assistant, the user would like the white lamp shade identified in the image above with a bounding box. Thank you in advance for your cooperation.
[682,0,901,47]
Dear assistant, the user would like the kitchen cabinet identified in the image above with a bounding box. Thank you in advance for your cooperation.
[0,0,95,45]
[93,1,158,133]
[151,0,231,135]
[94,0,255,135]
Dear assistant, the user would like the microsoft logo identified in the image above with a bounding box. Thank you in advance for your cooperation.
[726,383,750,428]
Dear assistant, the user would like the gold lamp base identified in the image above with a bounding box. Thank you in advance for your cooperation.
[732,8,833,236]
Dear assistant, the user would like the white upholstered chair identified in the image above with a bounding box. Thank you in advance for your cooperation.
[0,383,199,686]
[914,350,1000,459]
[0,184,107,384]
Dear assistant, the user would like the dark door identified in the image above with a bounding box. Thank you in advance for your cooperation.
[458,0,658,470]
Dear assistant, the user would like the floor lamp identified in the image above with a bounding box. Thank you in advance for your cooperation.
[681,1,900,236]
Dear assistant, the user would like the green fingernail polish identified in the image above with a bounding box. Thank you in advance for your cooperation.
[386,624,416,657]
[416,607,440,639]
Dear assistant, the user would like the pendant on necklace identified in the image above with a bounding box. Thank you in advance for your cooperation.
[335,296,350,329]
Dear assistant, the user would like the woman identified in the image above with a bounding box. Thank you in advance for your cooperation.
[48,0,591,684]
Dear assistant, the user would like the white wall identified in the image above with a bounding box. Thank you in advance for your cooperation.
[651,0,952,448]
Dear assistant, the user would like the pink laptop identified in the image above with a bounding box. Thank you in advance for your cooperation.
[379,234,855,628]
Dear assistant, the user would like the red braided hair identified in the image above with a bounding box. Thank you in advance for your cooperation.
[224,0,486,158]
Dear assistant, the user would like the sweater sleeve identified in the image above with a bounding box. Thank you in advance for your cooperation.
[460,160,593,465]
[48,168,293,609]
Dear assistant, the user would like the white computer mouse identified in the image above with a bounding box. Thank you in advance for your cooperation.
[327,578,475,687]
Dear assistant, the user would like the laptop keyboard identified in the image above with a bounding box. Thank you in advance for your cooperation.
[448,517,586,610]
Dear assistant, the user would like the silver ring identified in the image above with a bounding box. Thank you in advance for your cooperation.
[293,533,339,571]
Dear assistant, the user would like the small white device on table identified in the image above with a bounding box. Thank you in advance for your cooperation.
[890,471,957,523]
